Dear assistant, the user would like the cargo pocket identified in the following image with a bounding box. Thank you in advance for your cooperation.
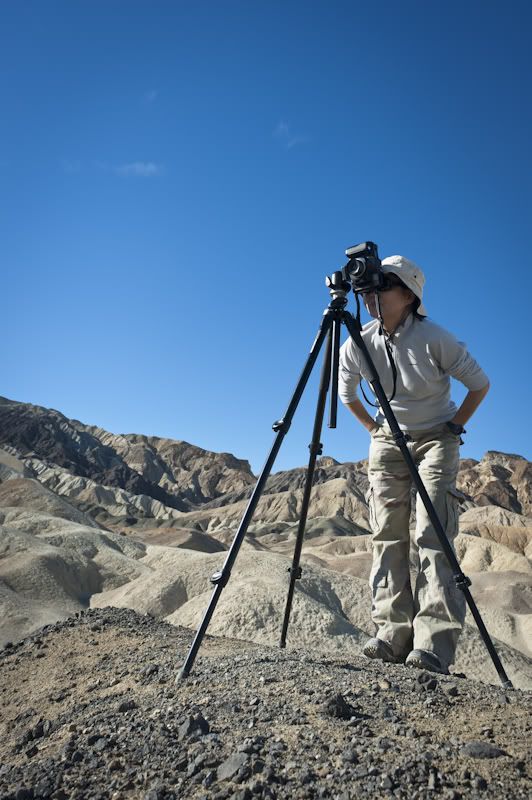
[371,571,389,613]
[365,486,380,534]
[445,487,464,540]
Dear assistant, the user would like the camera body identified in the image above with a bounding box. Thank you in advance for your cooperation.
[343,241,384,294]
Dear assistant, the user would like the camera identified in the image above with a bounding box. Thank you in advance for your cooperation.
[342,241,384,294]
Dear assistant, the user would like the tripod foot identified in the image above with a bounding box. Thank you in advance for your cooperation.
[176,666,188,683]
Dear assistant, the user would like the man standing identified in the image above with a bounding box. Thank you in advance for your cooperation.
[339,256,490,674]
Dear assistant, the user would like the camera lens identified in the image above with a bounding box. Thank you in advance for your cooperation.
[349,259,367,279]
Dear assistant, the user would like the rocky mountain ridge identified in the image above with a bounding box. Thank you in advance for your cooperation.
[0,397,255,513]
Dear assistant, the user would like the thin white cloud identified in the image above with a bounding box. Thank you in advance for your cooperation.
[64,160,164,177]
[115,161,163,177]
[273,120,307,149]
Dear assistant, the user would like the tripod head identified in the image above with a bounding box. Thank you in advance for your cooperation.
[325,271,351,304]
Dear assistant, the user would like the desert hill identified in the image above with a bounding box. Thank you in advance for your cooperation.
[0,396,531,691]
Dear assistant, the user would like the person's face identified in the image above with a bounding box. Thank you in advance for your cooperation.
[363,277,415,320]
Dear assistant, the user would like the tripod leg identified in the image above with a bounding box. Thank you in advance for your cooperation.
[342,311,513,689]
[280,324,333,648]
[177,310,335,681]
[328,317,341,428]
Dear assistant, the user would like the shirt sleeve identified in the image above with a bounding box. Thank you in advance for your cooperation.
[338,339,361,403]
[430,327,489,390]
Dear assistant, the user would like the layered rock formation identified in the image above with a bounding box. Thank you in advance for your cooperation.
[0,396,255,513]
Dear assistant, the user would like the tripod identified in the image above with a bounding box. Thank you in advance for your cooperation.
[178,271,513,689]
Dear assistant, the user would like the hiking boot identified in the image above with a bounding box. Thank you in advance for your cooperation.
[362,637,401,664]
[405,648,448,675]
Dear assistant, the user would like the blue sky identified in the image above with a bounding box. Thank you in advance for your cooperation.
[2,1,531,473]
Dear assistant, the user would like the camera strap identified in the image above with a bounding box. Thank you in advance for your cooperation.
[354,292,398,408]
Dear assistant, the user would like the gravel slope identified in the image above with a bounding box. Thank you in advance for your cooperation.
[1,607,530,800]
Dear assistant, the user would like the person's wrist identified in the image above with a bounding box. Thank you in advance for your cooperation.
[446,421,466,435]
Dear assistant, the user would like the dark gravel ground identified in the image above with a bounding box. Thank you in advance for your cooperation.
[1,607,530,800]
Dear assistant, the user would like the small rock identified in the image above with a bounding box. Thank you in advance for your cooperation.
[14,787,33,800]
[203,770,216,788]
[377,737,393,752]
[324,693,359,720]
[178,713,210,741]
[461,741,507,759]
[93,736,109,752]
[341,749,358,764]
[230,789,252,800]
[415,672,438,692]
[217,753,249,781]
[380,774,393,790]
[428,770,438,790]
[118,699,137,713]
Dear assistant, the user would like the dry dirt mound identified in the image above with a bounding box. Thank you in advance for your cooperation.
[455,534,532,574]
[89,547,532,689]
[122,526,227,553]
[0,511,148,645]
[0,473,99,529]
[0,607,530,800]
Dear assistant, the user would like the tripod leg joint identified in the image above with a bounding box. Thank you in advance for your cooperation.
[288,566,302,579]
[392,430,411,445]
[308,442,323,457]
[273,418,291,434]
[210,570,229,587]
[453,573,472,589]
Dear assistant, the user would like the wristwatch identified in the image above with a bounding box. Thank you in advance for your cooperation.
[446,421,466,436]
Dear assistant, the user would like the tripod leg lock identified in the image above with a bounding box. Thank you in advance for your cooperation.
[454,573,472,590]
[392,430,411,445]
[273,418,291,434]
[211,570,230,587]
[288,566,302,579]
[308,442,323,456]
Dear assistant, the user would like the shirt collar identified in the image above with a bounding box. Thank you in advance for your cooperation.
[383,311,415,341]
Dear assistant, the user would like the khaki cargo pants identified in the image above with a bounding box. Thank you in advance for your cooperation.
[367,423,466,669]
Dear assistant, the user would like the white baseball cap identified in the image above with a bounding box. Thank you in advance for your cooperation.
[381,255,427,316]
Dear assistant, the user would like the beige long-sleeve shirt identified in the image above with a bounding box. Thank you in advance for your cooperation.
[338,314,489,431]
